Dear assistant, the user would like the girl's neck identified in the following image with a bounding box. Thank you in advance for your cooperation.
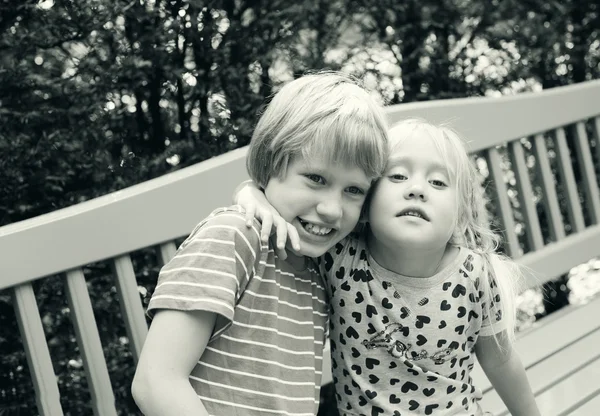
[367,233,457,278]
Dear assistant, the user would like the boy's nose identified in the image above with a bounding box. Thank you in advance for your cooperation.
[316,196,343,223]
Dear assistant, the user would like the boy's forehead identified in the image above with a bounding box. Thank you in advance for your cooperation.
[292,151,340,169]
[291,151,327,167]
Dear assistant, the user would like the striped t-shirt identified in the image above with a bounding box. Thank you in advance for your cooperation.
[147,206,329,416]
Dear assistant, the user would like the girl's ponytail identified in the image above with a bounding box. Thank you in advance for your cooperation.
[478,252,525,346]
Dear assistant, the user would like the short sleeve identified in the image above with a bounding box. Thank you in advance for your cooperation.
[147,207,261,335]
[479,261,508,337]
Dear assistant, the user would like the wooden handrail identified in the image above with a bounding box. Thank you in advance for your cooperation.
[1,80,599,291]
[386,79,600,152]
[0,147,249,290]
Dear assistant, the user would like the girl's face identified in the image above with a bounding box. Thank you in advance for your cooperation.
[367,132,459,252]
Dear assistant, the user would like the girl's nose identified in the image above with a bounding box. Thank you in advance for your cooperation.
[403,182,427,202]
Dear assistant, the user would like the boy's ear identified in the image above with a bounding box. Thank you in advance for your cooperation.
[358,214,369,224]
[360,179,378,222]
[354,203,370,237]
[358,204,369,224]
[351,221,367,235]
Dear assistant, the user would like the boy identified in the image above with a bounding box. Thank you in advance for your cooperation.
[131,72,389,416]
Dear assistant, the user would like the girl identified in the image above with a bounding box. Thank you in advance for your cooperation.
[236,118,540,415]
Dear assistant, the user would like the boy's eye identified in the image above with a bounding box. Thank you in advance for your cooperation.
[431,179,447,187]
[305,174,325,184]
[346,186,365,196]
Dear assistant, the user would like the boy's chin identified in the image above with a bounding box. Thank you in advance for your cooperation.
[287,243,328,259]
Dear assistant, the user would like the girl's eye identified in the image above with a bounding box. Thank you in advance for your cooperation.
[306,174,325,184]
[431,179,447,187]
[346,186,365,196]
[390,174,407,181]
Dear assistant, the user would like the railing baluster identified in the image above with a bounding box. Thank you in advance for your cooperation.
[531,134,566,241]
[485,147,520,258]
[573,121,600,224]
[63,268,117,416]
[111,255,148,363]
[554,127,586,232]
[157,241,178,267]
[11,283,64,416]
[508,140,544,251]
[593,117,600,168]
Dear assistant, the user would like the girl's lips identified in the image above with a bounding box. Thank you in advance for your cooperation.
[396,208,429,221]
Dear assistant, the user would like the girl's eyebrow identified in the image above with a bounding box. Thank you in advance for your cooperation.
[387,156,448,173]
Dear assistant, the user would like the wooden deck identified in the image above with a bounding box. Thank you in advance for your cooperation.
[478,295,600,415]
[1,80,600,415]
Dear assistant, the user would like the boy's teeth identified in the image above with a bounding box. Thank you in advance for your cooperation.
[302,221,332,236]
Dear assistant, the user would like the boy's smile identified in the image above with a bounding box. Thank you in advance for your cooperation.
[297,218,333,236]
[264,153,372,258]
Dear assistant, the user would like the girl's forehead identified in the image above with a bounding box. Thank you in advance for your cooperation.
[388,135,458,173]
[390,134,445,158]
[391,130,438,149]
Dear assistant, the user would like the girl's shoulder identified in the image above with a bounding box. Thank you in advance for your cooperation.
[454,247,487,281]
[183,205,263,253]
[455,248,520,301]
[330,229,368,258]
[319,230,369,274]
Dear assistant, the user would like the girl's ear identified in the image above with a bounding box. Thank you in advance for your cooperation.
[450,228,462,245]
[451,216,467,245]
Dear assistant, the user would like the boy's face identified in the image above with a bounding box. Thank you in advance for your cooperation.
[368,133,458,251]
[264,153,372,258]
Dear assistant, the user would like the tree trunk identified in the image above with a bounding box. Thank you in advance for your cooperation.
[568,8,588,83]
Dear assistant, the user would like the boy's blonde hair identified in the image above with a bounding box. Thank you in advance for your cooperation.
[388,118,524,344]
[246,72,389,188]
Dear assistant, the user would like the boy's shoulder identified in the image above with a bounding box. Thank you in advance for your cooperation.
[186,205,262,247]
[197,205,256,227]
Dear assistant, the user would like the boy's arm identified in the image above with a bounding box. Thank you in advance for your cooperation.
[132,309,216,416]
[475,332,541,416]
[233,180,300,257]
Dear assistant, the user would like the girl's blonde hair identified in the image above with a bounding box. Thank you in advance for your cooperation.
[388,118,524,344]
[246,71,389,188]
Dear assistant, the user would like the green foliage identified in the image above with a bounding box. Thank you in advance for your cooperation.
[0,0,598,414]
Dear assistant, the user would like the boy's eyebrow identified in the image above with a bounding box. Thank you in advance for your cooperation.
[303,165,372,188]
[354,178,373,189]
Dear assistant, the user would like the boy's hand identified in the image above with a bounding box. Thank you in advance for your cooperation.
[234,181,301,260]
